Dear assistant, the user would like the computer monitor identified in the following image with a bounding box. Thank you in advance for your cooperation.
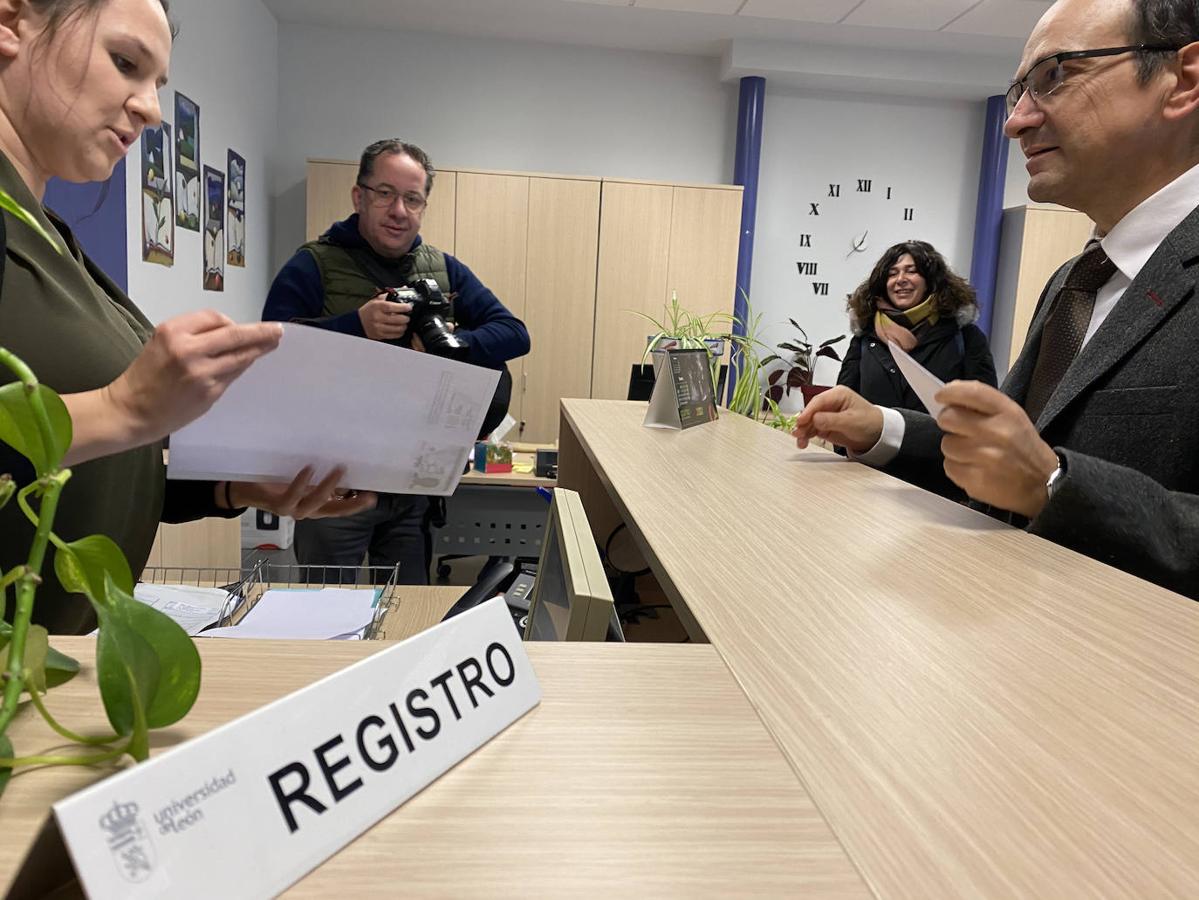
[524,488,620,642]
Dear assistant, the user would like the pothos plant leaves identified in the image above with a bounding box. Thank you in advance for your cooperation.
[0,617,79,691]
[0,733,13,799]
[0,189,63,253]
[94,574,201,761]
[54,534,134,605]
[0,382,72,478]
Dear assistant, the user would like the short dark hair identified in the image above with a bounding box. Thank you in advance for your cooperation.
[31,0,178,41]
[1128,0,1198,82]
[357,139,435,195]
[846,240,976,327]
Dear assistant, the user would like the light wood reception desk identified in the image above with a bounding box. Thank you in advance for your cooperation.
[0,638,867,898]
[558,398,1199,898]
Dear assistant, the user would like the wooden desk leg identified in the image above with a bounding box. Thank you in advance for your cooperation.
[558,407,708,643]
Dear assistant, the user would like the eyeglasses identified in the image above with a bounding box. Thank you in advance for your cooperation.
[1005,44,1180,116]
[356,182,428,212]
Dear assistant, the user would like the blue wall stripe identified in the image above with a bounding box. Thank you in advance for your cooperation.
[43,158,129,294]
[729,75,766,405]
[969,95,1009,337]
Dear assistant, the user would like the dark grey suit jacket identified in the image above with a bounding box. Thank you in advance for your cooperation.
[888,203,1199,600]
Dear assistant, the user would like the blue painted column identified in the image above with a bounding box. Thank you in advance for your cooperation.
[728,75,766,405]
[969,95,1009,337]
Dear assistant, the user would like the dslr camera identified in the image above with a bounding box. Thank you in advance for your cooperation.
[385,278,468,360]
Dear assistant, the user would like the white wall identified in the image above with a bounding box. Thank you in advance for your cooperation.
[126,0,279,324]
[749,88,987,402]
[272,24,737,269]
[1003,140,1031,209]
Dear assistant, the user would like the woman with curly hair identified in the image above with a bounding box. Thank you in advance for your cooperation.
[837,240,997,413]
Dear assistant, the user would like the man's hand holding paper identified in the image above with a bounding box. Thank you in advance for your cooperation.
[935,380,1059,519]
[888,340,1059,517]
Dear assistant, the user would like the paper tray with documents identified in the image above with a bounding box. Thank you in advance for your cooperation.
[138,563,402,640]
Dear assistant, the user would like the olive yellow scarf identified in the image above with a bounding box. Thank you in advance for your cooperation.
[874,294,939,352]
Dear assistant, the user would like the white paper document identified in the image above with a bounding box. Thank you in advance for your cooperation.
[887,340,947,419]
[133,583,233,636]
[202,588,379,640]
[167,324,500,495]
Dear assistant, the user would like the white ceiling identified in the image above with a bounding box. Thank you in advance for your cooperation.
[262,0,1051,58]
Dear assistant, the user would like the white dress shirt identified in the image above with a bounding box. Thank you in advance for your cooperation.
[855,162,1199,466]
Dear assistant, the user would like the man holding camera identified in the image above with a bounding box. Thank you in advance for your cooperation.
[263,138,529,584]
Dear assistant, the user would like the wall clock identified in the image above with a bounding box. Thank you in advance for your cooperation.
[797,178,918,304]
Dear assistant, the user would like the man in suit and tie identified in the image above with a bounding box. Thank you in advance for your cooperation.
[794,0,1199,600]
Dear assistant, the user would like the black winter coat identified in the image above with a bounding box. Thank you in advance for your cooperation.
[836,318,997,413]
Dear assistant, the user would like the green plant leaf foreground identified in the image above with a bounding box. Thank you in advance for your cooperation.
[54,534,134,604]
[94,574,200,758]
[0,733,12,799]
[0,190,62,254]
[0,382,72,478]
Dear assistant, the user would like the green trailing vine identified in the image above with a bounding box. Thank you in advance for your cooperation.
[0,190,202,799]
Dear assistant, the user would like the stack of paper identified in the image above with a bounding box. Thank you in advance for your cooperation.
[167,323,500,496]
[134,584,235,636]
[203,588,379,640]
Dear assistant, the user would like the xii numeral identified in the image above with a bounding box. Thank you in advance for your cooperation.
[856,179,872,193]
[799,234,812,247]
[812,282,830,296]
[797,261,819,276]
[903,207,915,221]
[828,184,841,198]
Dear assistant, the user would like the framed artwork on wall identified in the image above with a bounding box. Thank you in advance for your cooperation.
[174,92,200,232]
[203,165,225,292]
[227,149,246,268]
[140,121,174,266]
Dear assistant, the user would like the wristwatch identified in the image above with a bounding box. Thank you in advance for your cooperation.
[1045,452,1067,501]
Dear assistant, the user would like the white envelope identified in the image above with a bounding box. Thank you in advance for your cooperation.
[886,340,946,419]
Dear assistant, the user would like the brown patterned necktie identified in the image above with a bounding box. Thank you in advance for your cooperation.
[1023,241,1117,422]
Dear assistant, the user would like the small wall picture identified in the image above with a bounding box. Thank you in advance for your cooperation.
[140,121,174,266]
[203,165,225,292]
[227,149,245,267]
[174,92,200,231]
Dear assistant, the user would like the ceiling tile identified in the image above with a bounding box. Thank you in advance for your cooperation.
[739,0,861,24]
[634,0,743,12]
[943,0,1052,38]
[844,0,979,31]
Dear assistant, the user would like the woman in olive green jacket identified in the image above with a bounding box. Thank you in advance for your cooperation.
[0,0,374,632]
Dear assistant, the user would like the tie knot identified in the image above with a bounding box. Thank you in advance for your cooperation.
[1065,241,1117,293]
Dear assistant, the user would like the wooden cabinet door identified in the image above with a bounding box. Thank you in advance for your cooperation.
[521,177,601,442]
[665,186,743,325]
[421,171,456,253]
[590,181,673,401]
[305,160,357,241]
[455,173,530,428]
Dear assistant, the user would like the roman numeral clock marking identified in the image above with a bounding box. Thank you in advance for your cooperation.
[803,179,913,303]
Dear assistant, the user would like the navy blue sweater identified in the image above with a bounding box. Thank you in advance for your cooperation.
[263,216,529,370]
